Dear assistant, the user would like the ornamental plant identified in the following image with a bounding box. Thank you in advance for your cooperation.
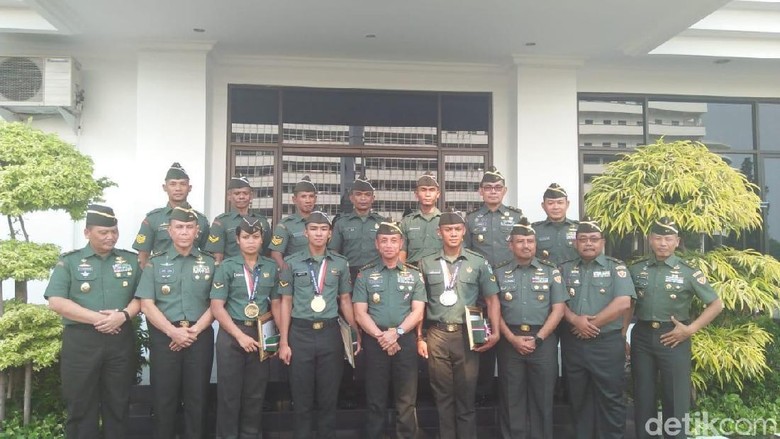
[585,139,778,394]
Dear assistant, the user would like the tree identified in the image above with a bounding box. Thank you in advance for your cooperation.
[0,121,114,425]
[585,139,778,394]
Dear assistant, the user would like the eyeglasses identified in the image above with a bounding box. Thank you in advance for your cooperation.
[481,185,505,192]
[576,237,604,244]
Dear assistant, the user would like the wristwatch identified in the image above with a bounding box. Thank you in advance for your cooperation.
[534,336,544,347]
[396,326,405,336]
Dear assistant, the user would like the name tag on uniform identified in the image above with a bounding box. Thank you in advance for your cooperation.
[193,265,210,275]
[593,270,611,278]
[538,236,551,242]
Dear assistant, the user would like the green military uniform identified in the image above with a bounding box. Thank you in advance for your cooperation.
[420,247,500,439]
[279,247,351,439]
[133,204,210,255]
[559,253,636,439]
[399,207,441,264]
[268,213,308,257]
[135,244,215,439]
[629,254,718,439]
[495,256,567,439]
[205,210,272,258]
[532,218,579,265]
[210,254,279,438]
[353,261,427,438]
[464,204,524,267]
[328,211,383,280]
[45,244,140,439]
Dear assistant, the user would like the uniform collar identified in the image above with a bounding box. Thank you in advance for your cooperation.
[167,243,201,259]
[509,256,543,271]
[303,248,336,261]
[479,203,506,215]
[228,210,254,219]
[81,244,118,259]
[435,249,467,263]
[380,261,403,271]
[576,253,608,268]
[651,254,680,268]
[414,207,440,219]
[543,217,575,226]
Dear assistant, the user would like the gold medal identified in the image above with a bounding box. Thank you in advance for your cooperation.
[372,292,381,304]
[504,292,513,301]
[477,234,484,243]
[665,284,672,290]
[568,288,576,297]
[161,285,171,295]
[537,294,545,301]
[244,302,260,318]
[80,282,90,293]
[669,294,677,300]
[311,295,326,313]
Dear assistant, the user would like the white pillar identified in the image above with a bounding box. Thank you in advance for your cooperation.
[513,57,581,221]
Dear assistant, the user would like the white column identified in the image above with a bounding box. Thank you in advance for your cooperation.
[136,43,213,218]
[512,57,581,221]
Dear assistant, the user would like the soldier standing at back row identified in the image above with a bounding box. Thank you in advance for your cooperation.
[133,162,210,267]
[533,183,578,265]
[399,172,443,266]
[465,166,524,405]
[206,175,272,263]
[45,205,141,439]
[270,175,318,270]
[629,217,723,439]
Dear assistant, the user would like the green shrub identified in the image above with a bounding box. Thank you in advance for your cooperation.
[0,412,65,438]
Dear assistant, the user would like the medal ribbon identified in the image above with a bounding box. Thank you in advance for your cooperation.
[307,259,328,297]
[439,259,462,291]
[243,264,261,303]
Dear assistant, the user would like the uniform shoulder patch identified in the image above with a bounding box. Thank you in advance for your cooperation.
[135,234,147,244]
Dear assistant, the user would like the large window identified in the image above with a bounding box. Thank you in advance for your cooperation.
[228,86,492,223]
[578,94,779,254]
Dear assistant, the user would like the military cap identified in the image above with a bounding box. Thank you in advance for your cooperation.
[377,218,402,235]
[165,162,189,180]
[294,176,317,194]
[86,204,117,227]
[577,217,602,234]
[416,172,439,188]
[228,175,251,190]
[305,210,332,227]
[480,166,505,185]
[439,208,465,226]
[510,217,535,236]
[650,217,678,235]
[351,176,374,192]
[170,203,198,223]
[236,216,264,236]
[543,183,568,199]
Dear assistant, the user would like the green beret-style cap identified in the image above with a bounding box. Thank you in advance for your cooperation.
[377,218,402,235]
[165,162,189,181]
[170,203,197,223]
[543,183,567,199]
[351,176,374,192]
[228,175,251,190]
[577,217,602,234]
[86,204,117,227]
[650,217,679,235]
[305,210,332,227]
[439,208,465,226]
[294,176,317,194]
[416,172,439,188]
[236,216,264,236]
[480,166,505,185]
[510,217,535,236]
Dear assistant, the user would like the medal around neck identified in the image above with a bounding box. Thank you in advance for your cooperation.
[311,295,326,313]
[244,302,260,319]
[440,289,458,307]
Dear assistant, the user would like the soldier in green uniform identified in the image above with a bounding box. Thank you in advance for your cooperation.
[399,172,442,265]
[277,211,361,439]
[532,183,578,265]
[210,217,280,439]
[629,217,723,439]
[45,205,141,439]
[206,175,272,263]
[353,219,427,438]
[136,205,216,439]
[133,162,210,267]
[416,209,501,439]
[558,219,635,439]
[495,218,567,439]
[329,176,384,283]
[270,176,318,270]
[464,166,524,267]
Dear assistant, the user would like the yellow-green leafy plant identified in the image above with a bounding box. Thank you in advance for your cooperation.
[584,138,777,393]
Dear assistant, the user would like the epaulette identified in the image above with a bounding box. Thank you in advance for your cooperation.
[402,210,418,218]
[149,251,167,259]
[116,248,138,256]
[627,256,649,266]
[605,255,627,265]
[531,219,546,226]
[146,207,165,216]
[506,205,523,214]
[680,257,702,270]
[464,248,485,259]
[330,252,349,262]
[466,206,482,216]
[359,263,376,272]
[402,262,420,272]
[194,209,208,220]
[215,211,231,220]
[536,258,558,269]
[198,250,216,260]
[559,257,579,266]
[60,249,80,257]
[494,259,513,270]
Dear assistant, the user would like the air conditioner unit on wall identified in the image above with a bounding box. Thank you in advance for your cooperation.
[0,56,81,108]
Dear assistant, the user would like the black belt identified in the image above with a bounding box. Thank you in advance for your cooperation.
[171,320,197,328]
[637,320,689,330]
[433,322,463,333]
[509,324,542,334]
[291,317,338,330]
[232,318,257,328]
